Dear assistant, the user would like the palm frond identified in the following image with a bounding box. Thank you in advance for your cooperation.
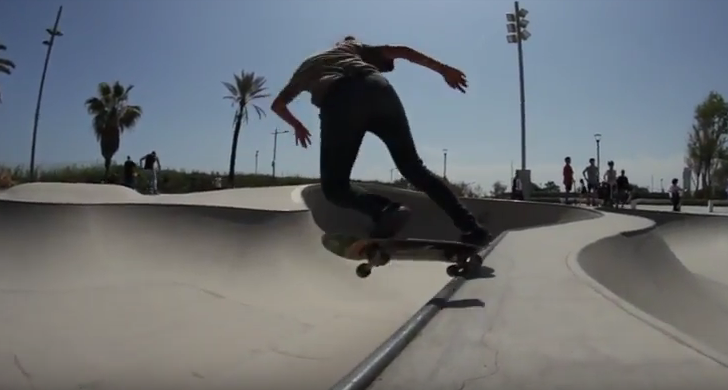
[0,58,15,69]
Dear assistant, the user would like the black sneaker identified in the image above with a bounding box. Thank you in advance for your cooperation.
[370,203,412,239]
[460,225,491,247]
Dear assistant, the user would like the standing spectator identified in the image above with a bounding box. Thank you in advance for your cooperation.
[562,156,574,204]
[667,178,682,212]
[140,151,161,194]
[616,169,631,207]
[578,179,588,204]
[582,158,599,206]
[602,160,618,205]
[511,174,523,200]
[122,156,137,189]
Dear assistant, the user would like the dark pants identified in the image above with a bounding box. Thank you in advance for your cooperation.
[318,73,477,232]
[671,194,681,211]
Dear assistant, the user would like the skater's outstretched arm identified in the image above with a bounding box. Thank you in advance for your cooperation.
[375,45,468,93]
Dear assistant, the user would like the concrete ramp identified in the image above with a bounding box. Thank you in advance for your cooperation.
[370,209,728,390]
[301,183,600,240]
[578,211,728,361]
[0,184,445,389]
[0,182,598,390]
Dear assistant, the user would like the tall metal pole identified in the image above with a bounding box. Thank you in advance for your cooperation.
[442,149,448,179]
[594,133,602,179]
[29,6,64,181]
[514,1,527,171]
[255,150,259,174]
[271,129,289,178]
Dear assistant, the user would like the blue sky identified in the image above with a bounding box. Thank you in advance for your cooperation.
[1,0,726,191]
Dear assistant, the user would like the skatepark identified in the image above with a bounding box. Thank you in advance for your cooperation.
[0,182,727,389]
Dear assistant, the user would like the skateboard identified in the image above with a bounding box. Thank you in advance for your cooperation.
[321,233,490,279]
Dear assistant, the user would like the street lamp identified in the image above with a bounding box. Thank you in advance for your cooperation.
[594,133,602,175]
[271,129,289,178]
[442,149,448,180]
[389,168,397,182]
[506,2,531,171]
[29,6,64,181]
[254,150,259,174]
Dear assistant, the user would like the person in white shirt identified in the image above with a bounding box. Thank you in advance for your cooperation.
[667,178,682,212]
[602,160,618,206]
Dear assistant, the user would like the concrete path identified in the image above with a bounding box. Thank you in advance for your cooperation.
[372,206,728,389]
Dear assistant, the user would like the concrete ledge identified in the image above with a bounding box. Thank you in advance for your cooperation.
[328,233,506,390]
[630,197,728,212]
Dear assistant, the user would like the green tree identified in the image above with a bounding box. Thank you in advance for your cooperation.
[0,43,16,104]
[222,70,269,187]
[685,91,728,196]
[491,181,507,197]
[541,181,560,193]
[84,82,142,178]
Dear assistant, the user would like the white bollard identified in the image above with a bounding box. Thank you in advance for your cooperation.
[708,200,714,213]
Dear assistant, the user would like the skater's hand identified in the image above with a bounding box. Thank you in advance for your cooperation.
[439,64,468,93]
[294,123,312,149]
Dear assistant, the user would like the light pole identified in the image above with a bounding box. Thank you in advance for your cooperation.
[254,150,259,174]
[29,5,64,181]
[442,149,448,180]
[271,129,289,178]
[506,2,531,171]
[594,133,602,176]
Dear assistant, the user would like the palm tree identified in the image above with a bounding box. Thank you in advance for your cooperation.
[222,70,269,187]
[84,82,142,179]
[0,43,16,104]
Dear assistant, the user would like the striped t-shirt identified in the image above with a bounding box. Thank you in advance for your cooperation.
[277,41,395,108]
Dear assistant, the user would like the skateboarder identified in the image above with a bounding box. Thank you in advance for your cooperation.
[270,36,489,245]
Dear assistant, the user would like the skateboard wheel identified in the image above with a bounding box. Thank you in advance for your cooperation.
[446,264,462,277]
[366,246,390,267]
[356,263,372,278]
[468,254,484,266]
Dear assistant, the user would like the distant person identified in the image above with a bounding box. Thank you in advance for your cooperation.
[578,179,588,204]
[511,174,524,200]
[268,35,489,245]
[140,151,161,195]
[582,158,599,206]
[122,156,137,189]
[667,178,682,212]
[603,160,617,204]
[615,169,631,207]
[562,156,574,204]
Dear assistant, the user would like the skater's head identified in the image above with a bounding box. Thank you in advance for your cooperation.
[589,158,595,166]
[620,169,625,175]
[336,35,358,46]
[672,178,679,185]
[607,160,614,168]
[126,156,131,161]
[579,178,584,184]
[564,156,571,164]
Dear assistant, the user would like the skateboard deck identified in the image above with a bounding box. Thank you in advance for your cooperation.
[321,233,491,279]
